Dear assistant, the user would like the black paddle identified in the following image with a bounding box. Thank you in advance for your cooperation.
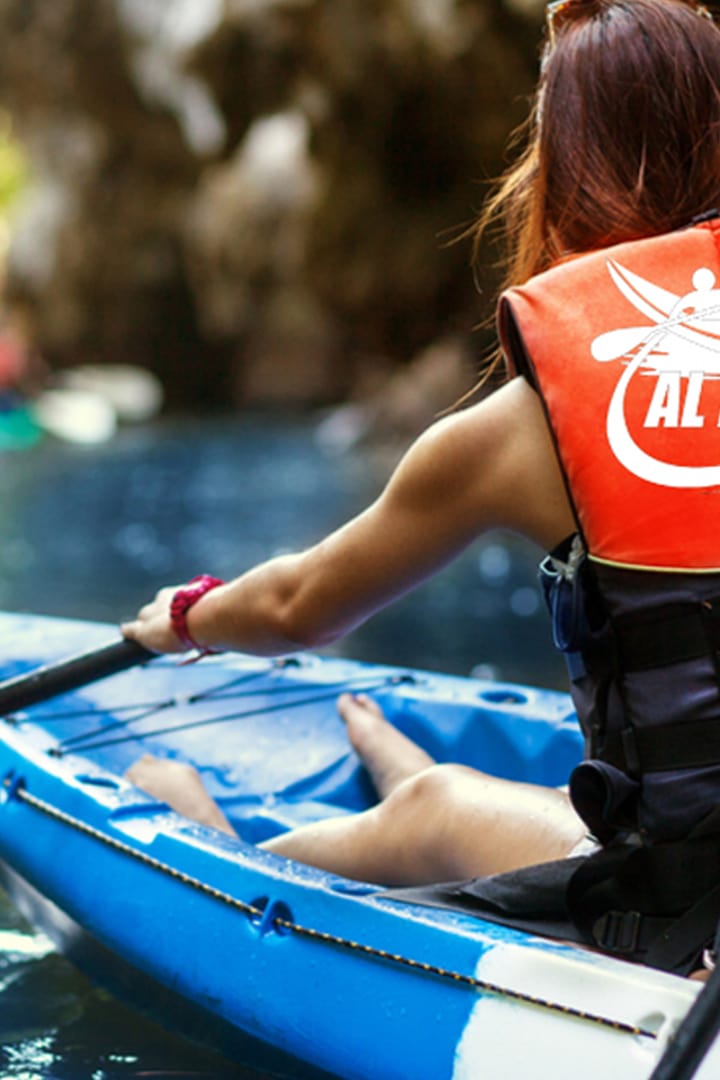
[649,939,720,1080]
[0,638,154,717]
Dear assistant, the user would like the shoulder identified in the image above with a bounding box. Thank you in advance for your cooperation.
[413,376,548,470]
[388,377,574,549]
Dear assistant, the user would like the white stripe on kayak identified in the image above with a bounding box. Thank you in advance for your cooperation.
[452,940,701,1080]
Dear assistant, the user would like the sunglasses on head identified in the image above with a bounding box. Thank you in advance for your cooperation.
[545,0,713,46]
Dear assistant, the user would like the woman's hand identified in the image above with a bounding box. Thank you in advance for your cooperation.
[121,585,188,655]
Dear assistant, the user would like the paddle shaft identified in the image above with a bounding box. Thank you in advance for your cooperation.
[649,963,720,1080]
[0,638,154,716]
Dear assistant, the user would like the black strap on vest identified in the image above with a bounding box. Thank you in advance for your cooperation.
[615,599,720,674]
[608,598,720,774]
[630,719,720,773]
[565,823,720,972]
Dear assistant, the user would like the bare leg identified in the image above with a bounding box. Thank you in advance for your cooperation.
[125,754,237,836]
[264,761,586,885]
[265,693,583,882]
[126,696,586,886]
[338,693,434,797]
[125,694,434,839]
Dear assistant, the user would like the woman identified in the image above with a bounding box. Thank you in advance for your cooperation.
[123,0,720,968]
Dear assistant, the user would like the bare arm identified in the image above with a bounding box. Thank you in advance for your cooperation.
[122,377,575,656]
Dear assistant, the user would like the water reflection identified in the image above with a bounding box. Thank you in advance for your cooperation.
[0,411,568,1077]
[0,890,269,1079]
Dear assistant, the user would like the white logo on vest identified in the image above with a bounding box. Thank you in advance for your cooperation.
[591,261,720,486]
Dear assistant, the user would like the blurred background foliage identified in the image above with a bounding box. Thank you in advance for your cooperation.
[0,115,28,284]
[0,0,545,419]
[0,118,26,218]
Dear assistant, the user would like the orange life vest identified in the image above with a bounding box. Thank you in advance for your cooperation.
[498,217,720,570]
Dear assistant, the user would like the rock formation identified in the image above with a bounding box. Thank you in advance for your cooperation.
[0,0,543,409]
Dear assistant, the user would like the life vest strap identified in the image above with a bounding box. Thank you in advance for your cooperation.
[630,719,720,772]
[591,907,671,956]
[644,882,720,972]
[614,600,720,673]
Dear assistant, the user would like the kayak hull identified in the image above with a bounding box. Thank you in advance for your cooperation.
[0,611,712,1079]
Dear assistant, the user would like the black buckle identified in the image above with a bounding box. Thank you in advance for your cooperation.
[592,910,642,954]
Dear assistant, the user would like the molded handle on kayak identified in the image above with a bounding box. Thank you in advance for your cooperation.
[0,638,154,716]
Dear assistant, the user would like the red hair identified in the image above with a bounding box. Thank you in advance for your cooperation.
[475,0,720,289]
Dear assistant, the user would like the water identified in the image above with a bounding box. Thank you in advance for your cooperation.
[0,411,567,1078]
[0,910,254,1079]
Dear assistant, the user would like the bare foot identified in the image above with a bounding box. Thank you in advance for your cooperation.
[338,693,435,799]
[125,753,236,836]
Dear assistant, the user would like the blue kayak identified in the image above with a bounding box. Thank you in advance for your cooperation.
[0,611,711,1079]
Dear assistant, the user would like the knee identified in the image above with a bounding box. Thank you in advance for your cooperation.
[371,764,479,881]
[380,763,472,820]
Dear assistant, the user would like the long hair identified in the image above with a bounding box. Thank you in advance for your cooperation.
[475,0,720,291]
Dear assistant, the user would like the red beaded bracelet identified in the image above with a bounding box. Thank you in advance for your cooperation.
[169,574,225,654]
